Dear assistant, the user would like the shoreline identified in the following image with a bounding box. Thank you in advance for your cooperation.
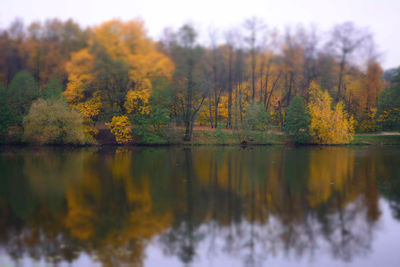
[2,130,400,147]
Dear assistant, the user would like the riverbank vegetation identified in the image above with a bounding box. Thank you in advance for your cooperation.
[0,18,399,145]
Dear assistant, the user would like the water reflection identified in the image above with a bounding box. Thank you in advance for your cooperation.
[0,146,399,266]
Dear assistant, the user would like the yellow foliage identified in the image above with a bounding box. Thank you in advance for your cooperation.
[83,124,98,143]
[63,49,95,103]
[64,19,174,118]
[308,82,354,144]
[69,92,101,143]
[358,107,377,132]
[74,92,102,119]
[109,115,132,144]
[124,85,152,115]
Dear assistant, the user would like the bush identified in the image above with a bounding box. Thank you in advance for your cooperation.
[109,115,132,144]
[23,98,88,145]
[284,96,311,144]
[243,102,269,131]
[130,106,170,144]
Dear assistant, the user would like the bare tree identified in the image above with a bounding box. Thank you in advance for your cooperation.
[329,22,371,101]
[225,29,235,128]
[244,17,266,101]
[173,24,207,141]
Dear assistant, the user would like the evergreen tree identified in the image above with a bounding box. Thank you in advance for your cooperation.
[0,86,14,141]
[376,68,400,130]
[284,96,311,144]
[43,76,63,100]
[8,70,40,124]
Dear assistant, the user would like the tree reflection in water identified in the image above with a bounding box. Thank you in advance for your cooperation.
[0,146,399,266]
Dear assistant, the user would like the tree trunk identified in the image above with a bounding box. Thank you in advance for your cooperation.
[184,59,194,141]
[208,92,213,128]
[227,47,233,129]
[278,100,284,131]
[251,48,256,101]
[337,54,346,101]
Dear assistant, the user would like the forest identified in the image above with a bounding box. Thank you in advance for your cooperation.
[0,17,399,145]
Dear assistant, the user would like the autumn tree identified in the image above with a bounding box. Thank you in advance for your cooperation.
[357,61,383,132]
[63,19,174,121]
[26,19,89,86]
[308,82,354,144]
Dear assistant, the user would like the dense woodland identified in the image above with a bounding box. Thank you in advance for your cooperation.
[0,18,399,145]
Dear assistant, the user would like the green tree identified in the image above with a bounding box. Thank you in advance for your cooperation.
[243,101,269,131]
[284,96,311,144]
[23,98,88,144]
[376,68,400,130]
[43,76,63,100]
[8,70,40,124]
[0,86,14,141]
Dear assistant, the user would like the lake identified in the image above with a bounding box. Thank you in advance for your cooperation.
[0,146,400,267]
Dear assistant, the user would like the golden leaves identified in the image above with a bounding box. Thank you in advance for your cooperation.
[63,49,95,103]
[109,115,132,144]
[308,82,355,144]
[124,85,152,115]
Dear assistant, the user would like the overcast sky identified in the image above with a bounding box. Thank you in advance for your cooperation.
[0,0,399,69]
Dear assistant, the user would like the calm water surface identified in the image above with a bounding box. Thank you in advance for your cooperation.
[0,146,400,267]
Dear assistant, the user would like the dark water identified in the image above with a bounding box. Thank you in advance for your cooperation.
[0,146,400,267]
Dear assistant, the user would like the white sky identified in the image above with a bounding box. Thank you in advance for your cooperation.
[0,0,399,69]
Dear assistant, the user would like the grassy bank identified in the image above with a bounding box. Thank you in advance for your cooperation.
[169,129,400,146]
[351,134,400,145]
[184,129,286,145]
[3,126,400,146]
[132,128,400,146]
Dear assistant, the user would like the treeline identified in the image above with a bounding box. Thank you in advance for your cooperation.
[0,18,399,144]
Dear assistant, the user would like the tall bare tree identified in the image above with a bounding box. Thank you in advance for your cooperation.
[329,22,370,101]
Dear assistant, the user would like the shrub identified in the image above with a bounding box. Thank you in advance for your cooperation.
[109,115,132,144]
[23,98,88,145]
[243,102,269,131]
[130,106,170,144]
[284,96,311,144]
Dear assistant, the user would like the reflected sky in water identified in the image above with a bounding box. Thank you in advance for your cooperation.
[0,146,399,266]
